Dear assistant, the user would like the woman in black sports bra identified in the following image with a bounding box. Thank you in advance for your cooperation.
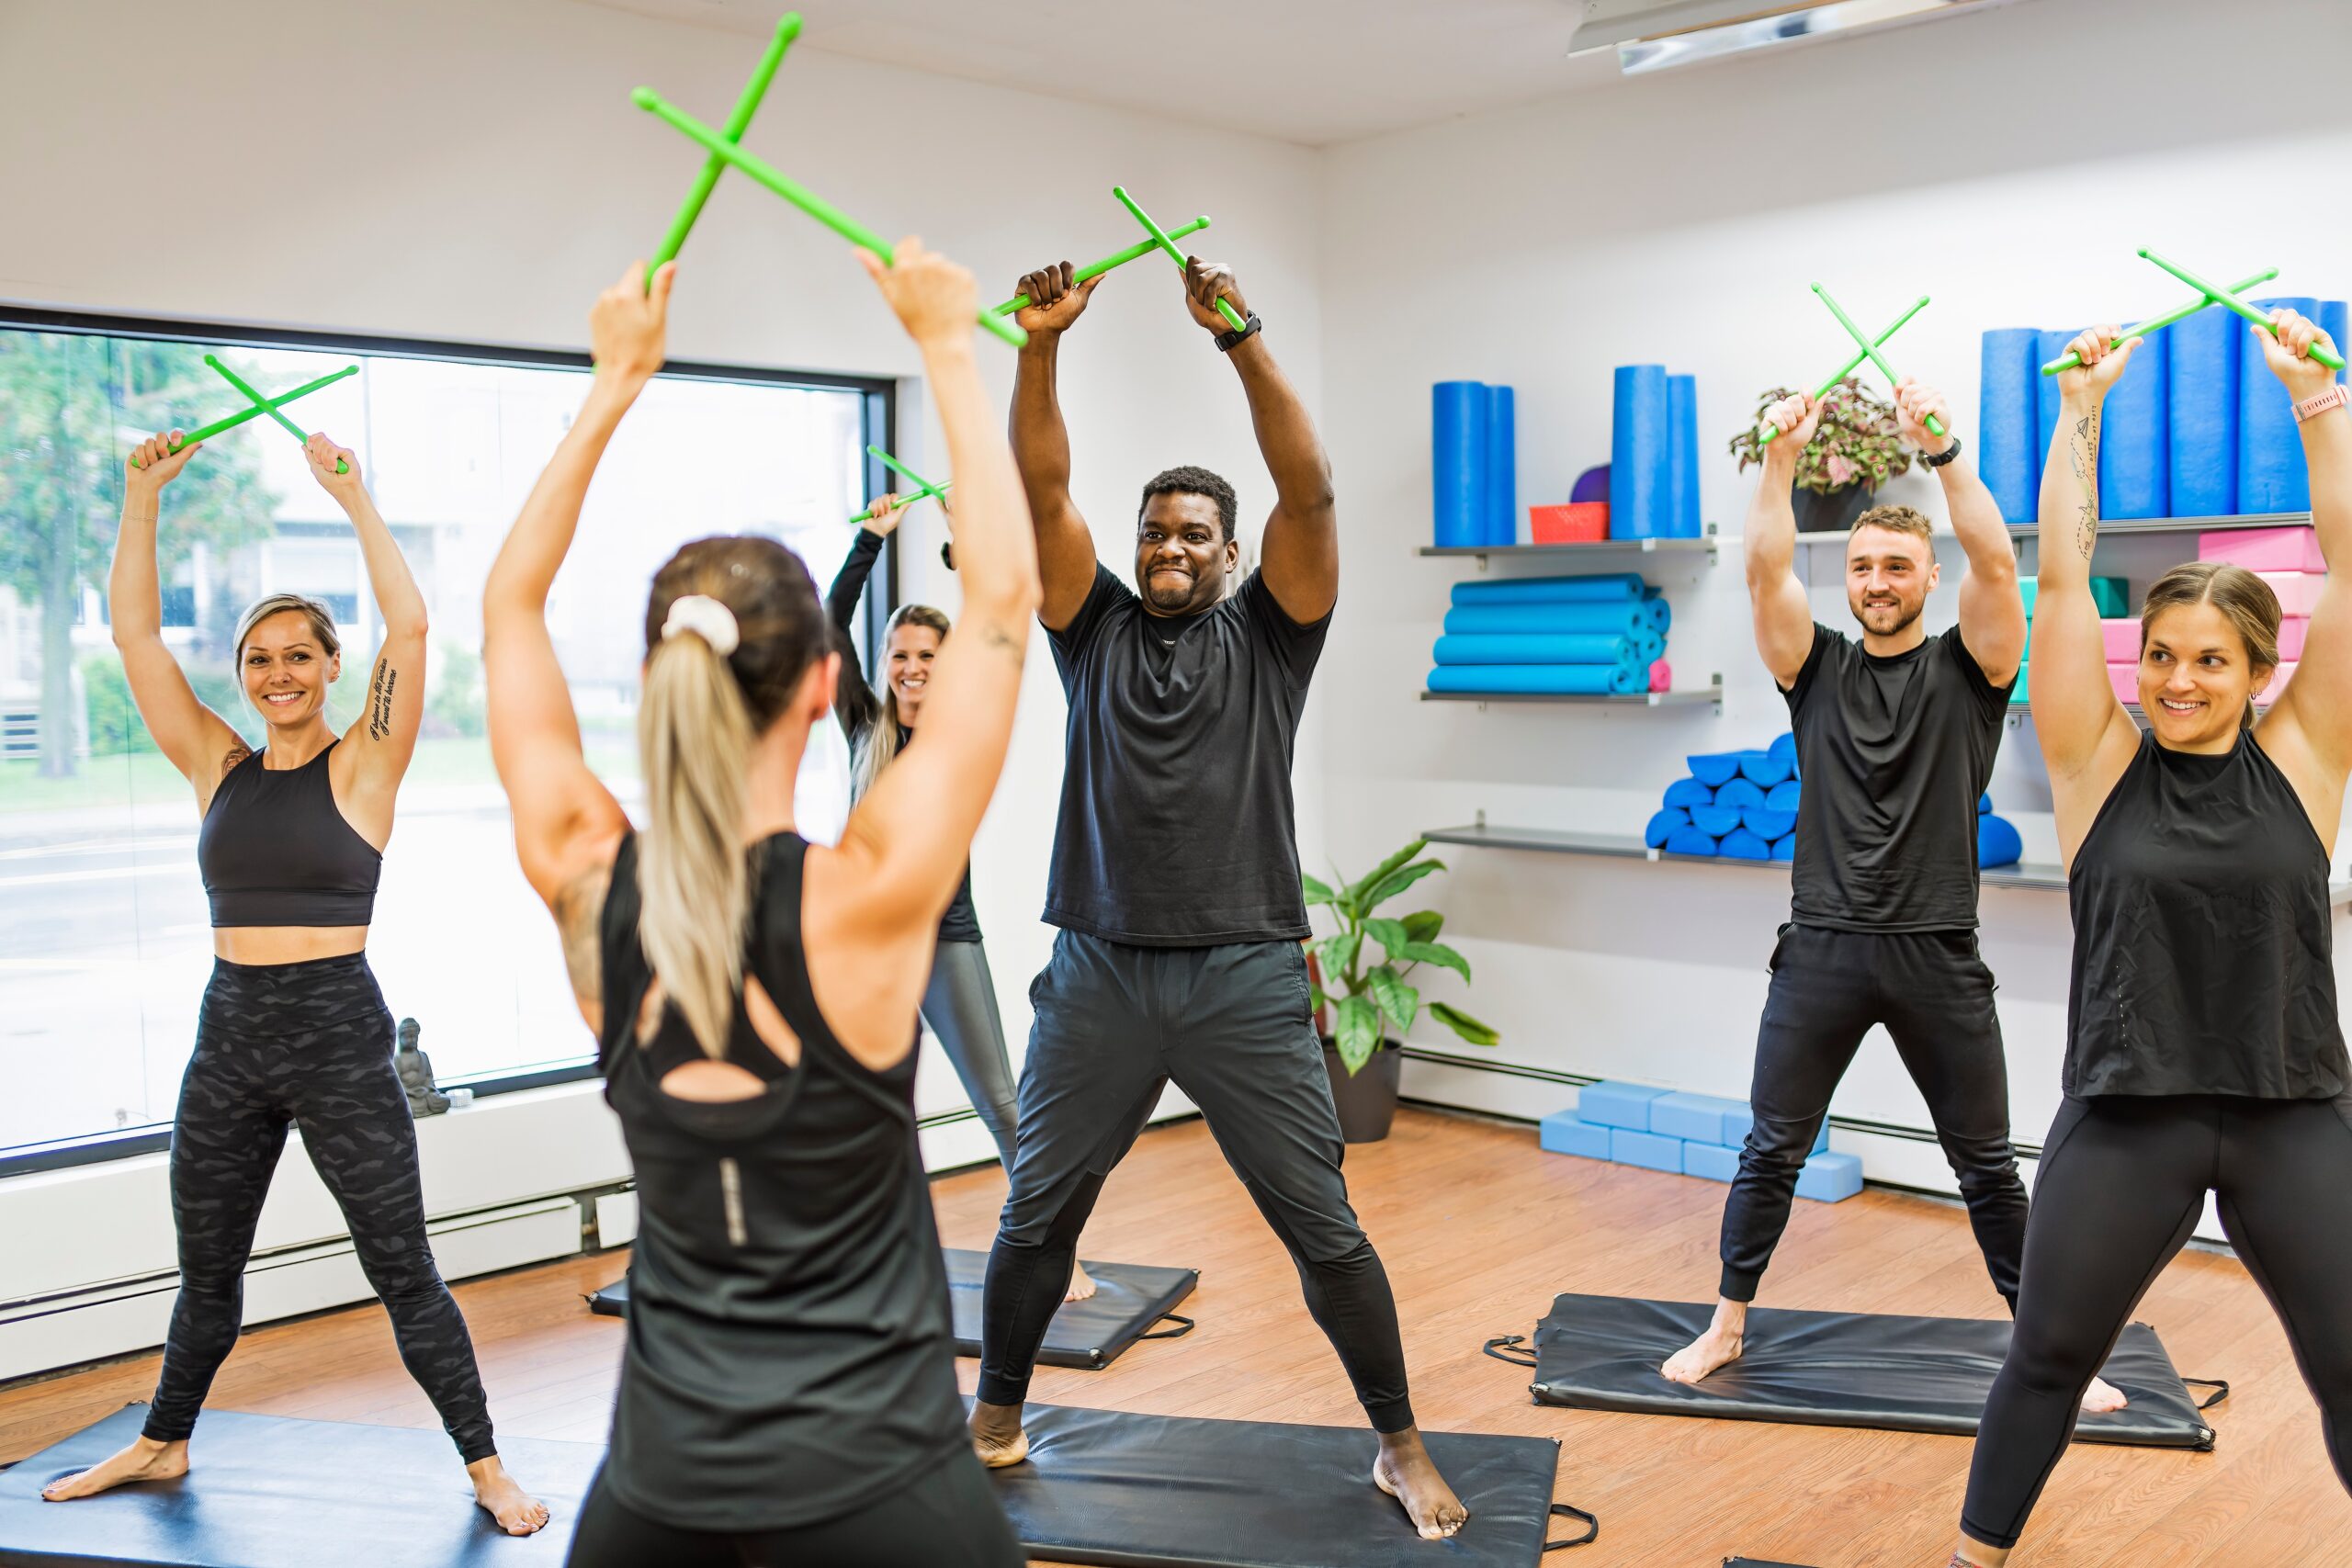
[42,429,546,1533]
[483,244,1036,1567]
[1946,310,2352,1566]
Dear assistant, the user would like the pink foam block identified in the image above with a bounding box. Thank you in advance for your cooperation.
[2262,661,2299,702]
[2100,620,2140,661]
[2280,616,2309,660]
[1649,660,1671,694]
[2262,571,2327,615]
[2201,525,2324,573]
[2109,665,2139,705]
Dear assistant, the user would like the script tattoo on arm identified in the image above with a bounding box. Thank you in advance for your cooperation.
[367,659,397,741]
[2069,409,2101,563]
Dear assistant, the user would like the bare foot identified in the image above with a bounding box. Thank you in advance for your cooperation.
[40,1436,188,1500]
[1372,1427,1467,1540]
[1065,1260,1099,1303]
[467,1455,549,1536]
[1661,1323,1744,1384]
[2080,1374,2130,1415]
[968,1398,1030,1469]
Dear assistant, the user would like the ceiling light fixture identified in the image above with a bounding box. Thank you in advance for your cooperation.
[1569,0,2022,75]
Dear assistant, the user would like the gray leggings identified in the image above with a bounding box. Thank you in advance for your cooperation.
[923,940,1019,1168]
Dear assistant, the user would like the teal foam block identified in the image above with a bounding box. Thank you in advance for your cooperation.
[1770,833,1795,862]
[1664,826,1721,857]
[1690,807,1744,837]
[2018,578,2039,617]
[1650,1092,1747,1145]
[1645,807,1690,849]
[1720,828,1773,861]
[1737,752,1794,787]
[1742,807,1797,840]
[1713,777,1767,811]
[1663,776,1715,810]
[1682,1141,1740,1182]
[1427,664,1629,695]
[1611,1127,1684,1173]
[1579,1081,1669,1131]
[1442,603,1651,638]
[1689,752,1746,786]
[1765,780,1801,813]
[1432,633,1637,667]
[1453,572,1644,605]
[1539,1109,1612,1161]
[1795,1151,1864,1202]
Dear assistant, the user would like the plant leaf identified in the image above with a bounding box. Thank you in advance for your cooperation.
[1362,917,1409,957]
[1396,941,1470,983]
[1364,858,1444,911]
[1428,1001,1499,1046]
[1346,839,1429,907]
[1317,931,1362,980]
[1334,996,1380,1075]
[1400,909,1444,945]
[1308,984,1329,1016]
[1302,873,1337,908]
[1365,965,1419,1034]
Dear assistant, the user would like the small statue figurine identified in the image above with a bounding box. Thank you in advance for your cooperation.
[394,1017,450,1117]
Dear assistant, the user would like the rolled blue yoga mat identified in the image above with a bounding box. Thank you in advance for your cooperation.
[1771,834,1795,862]
[1443,603,1650,638]
[1688,752,1746,787]
[1453,572,1644,605]
[2100,324,2169,521]
[1721,828,1773,862]
[2169,307,2239,519]
[2240,298,2320,514]
[1743,806,1797,840]
[1432,633,1638,667]
[1645,808,1689,849]
[1668,373,1701,538]
[1690,806,1743,837]
[1979,813,2024,869]
[1634,626,1666,663]
[1737,751,1793,787]
[1432,381,1488,548]
[1611,365,1669,539]
[1487,385,1518,547]
[1980,329,2041,525]
[1427,663,1641,695]
[1642,597,1671,635]
[1713,777,1766,811]
[1663,776,1714,810]
[1663,826,1720,858]
[2325,301,2349,387]
[2038,328,2073,474]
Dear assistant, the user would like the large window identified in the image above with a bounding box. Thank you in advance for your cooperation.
[0,310,894,1167]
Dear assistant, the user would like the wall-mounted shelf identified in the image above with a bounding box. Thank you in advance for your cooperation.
[1422,525,1720,568]
[1792,512,2312,548]
[2004,700,2276,729]
[1420,682,1723,711]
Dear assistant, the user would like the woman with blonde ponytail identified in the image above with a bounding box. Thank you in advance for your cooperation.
[484,241,1037,1568]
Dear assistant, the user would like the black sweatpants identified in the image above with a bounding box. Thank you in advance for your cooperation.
[144,954,495,1463]
[1962,1094,2352,1549]
[977,932,1414,1432]
[1720,923,2028,1304]
[564,1447,1022,1568]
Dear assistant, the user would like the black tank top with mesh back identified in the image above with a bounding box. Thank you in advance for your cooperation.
[197,742,381,927]
[594,829,962,1532]
[2065,730,2348,1099]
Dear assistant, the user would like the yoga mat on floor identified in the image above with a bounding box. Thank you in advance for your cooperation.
[1431,633,1638,667]
[2100,323,2169,521]
[1668,372,1701,538]
[1482,1294,2220,1448]
[1645,808,1689,848]
[977,1400,1595,1567]
[1487,384,1518,547]
[1433,381,1488,548]
[0,1405,601,1567]
[2240,297,2320,514]
[2038,327,2073,469]
[591,1251,1199,1371]
[1428,664,1640,695]
[1725,1560,1822,1567]
[1611,365,1669,539]
[2325,300,2349,386]
[2169,305,2240,519]
[1453,572,1645,606]
[1444,604,1650,639]
[1980,328,2041,525]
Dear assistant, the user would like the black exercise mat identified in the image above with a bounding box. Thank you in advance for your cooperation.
[0,1404,602,1567]
[1486,1293,2223,1449]
[979,1399,1596,1566]
[591,1247,1199,1369]
[1724,1560,1820,1566]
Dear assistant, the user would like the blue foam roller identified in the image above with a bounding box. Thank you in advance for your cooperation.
[1688,752,1745,786]
[1713,776,1766,811]
[2240,297,2321,514]
[1431,633,1638,667]
[1571,464,1610,503]
[1611,1127,1684,1174]
[1770,833,1795,862]
[1538,1109,1613,1161]
[1645,807,1690,849]
[1486,384,1517,547]
[2325,301,2349,387]
[1662,776,1714,809]
[1742,807,1797,840]
[1663,826,1720,858]
[1979,328,2042,525]
[1427,664,1622,695]
[2037,328,2073,482]
[1668,373,1702,538]
[1768,731,1797,763]
[1443,604,1650,638]
[1649,1092,1747,1146]
[1453,572,1645,605]
[1634,627,1666,663]
[1765,779,1801,813]
[1978,812,2024,869]
[1977,792,1992,815]
[1737,751,1793,787]
[1432,381,1487,548]
[1580,1081,1669,1131]
[1611,365,1670,539]
[1795,1150,1864,1202]
[2100,323,2169,521]
[1643,597,1672,635]
[1720,828,1772,861]
[1682,1141,1740,1183]
[2168,305,2240,519]
[1610,663,1645,695]
[1690,807,1744,837]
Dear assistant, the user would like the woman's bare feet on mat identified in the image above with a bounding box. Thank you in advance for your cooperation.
[1065,1260,1099,1303]
[1662,1299,1748,1384]
[968,1399,1030,1469]
[40,1436,188,1500]
[468,1456,550,1535]
[2080,1374,2129,1414]
[1372,1428,1467,1540]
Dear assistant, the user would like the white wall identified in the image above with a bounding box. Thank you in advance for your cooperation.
[1314,0,2352,1199]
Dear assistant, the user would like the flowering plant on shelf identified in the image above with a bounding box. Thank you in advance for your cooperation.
[1725,376,1915,496]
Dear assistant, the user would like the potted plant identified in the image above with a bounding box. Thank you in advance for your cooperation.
[1303,839,1498,1143]
[1725,375,1914,534]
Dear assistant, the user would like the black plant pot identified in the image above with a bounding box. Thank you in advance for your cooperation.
[1794,482,1874,534]
[1322,1037,1402,1144]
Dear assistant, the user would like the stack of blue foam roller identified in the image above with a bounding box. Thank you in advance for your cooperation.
[1610,365,1703,540]
[1977,789,2024,869]
[1648,734,1799,860]
[1429,571,1671,696]
[1539,1081,1863,1201]
[1979,299,2347,525]
[1433,380,1520,547]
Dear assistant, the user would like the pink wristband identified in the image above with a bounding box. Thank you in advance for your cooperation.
[2295,384,2348,423]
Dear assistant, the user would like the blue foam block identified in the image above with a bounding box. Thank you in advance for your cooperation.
[1741,807,1797,840]
[1432,381,1487,548]
[2037,328,2073,484]
[1611,1127,1684,1174]
[1713,776,1766,811]
[2169,306,2239,519]
[1611,365,1670,539]
[1977,792,1991,815]
[1795,1150,1864,1203]
[1768,731,1797,764]
[1737,751,1793,787]
[1667,373,1702,539]
[1682,1141,1741,1183]
[1486,385,1517,547]
[1690,806,1743,838]
[1662,776,1715,810]
[1571,464,1610,504]
[1770,833,1795,862]
[1579,1081,1669,1131]
[1538,1109,1613,1161]
[1979,813,2024,869]
[1765,779,1801,813]
[1645,807,1690,849]
[1649,1092,1747,1146]
[1443,603,1651,638]
[1979,328,2042,525]
[2241,297,2321,514]
[2325,302,2349,387]
[1428,664,1635,695]
[1663,827,1720,857]
[1688,752,1745,786]
[1723,1105,1753,1148]
[2100,324,2169,521]
[1453,572,1645,606]
[1432,633,1638,667]
[1720,828,1772,861]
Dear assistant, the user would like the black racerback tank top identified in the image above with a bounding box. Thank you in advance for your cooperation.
[197,742,381,927]
[2065,730,2348,1099]
[594,829,962,1533]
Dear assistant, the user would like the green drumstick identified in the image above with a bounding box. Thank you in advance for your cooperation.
[1814,284,1944,439]
[851,445,951,522]
[1111,185,1249,332]
[646,12,801,288]
[2041,266,2279,375]
[1758,296,1930,446]
[130,363,359,469]
[991,217,1212,316]
[2136,249,2346,371]
[206,355,347,472]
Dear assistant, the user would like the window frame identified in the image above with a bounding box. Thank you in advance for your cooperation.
[0,303,903,1177]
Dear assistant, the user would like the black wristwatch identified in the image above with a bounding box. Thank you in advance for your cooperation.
[1921,435,1963,468]
[1215,312,1262,353]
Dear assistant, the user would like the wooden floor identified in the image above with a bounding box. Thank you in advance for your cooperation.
[4,1107,2346,1565]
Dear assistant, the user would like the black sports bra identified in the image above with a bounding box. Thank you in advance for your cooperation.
[197,742,381,928]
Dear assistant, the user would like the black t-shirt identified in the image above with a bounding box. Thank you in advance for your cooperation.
[1046,563,1329,946]
[1783,621,2013,932]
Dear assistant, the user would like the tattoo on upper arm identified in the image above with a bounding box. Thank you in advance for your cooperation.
[2070,411,2101,562]
[220,742,252,780]
[553,862,613,1012]
[367,659,397,741]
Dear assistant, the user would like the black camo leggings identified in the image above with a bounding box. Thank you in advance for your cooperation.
[143,953,496,1463]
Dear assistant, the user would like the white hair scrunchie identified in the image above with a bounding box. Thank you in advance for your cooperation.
[662,594,741,657]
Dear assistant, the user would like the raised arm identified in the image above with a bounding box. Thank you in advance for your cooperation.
[1744,393,1822,688]
[1896,378,2025,685]
[1009,261,1106,629]
[825,507,895,741]
[314,434,427,835]
[2031,325,2143,855]
[110,434,249,801]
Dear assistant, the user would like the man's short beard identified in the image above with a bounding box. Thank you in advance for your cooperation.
[1852,595,1923,637]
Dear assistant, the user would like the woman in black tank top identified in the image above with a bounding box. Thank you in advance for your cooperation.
[41,431,548,1533]
[1947,311,2352,1565]
[483,247,1039,1566]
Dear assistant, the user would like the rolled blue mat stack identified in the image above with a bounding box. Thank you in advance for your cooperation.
[1538,1082,1862,1201]
[1429,570,1672,695]
[1432,380,1521,547]
[1610,365,1704,539]
[1647,734,1799,859]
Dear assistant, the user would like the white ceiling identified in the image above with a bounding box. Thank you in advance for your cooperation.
[573,0,1627,147]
